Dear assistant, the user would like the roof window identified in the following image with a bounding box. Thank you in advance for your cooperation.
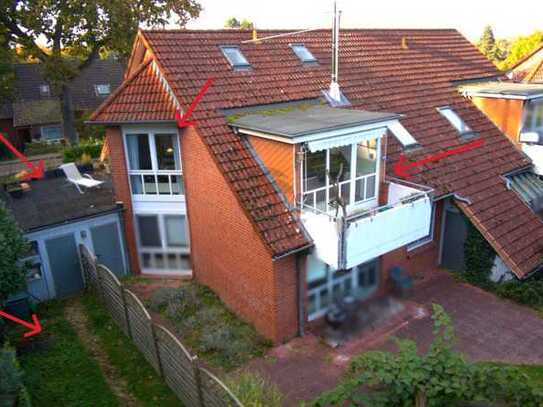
[437,107,474,137]
[388,122,419,148]
[220,46,251,69]
[290,43,317,64]
[39,84,50,97]
[95,84,111,96]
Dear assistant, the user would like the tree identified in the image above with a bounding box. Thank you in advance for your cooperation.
[0,28,15,101]
[0,0,202,145]
[315,304,543,407]
[0,202,28,306]
[225,17,254,29]
[478,25,498,60]
[499,30,543,70]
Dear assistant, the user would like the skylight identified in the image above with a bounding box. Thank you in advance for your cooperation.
[388,122,419,148]
[437,107,473,136]
[220,46,251,69]
[290,43,317,63]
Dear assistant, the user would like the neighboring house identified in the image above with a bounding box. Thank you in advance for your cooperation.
[0,173,128,302]
[0,57,123,149]
[462,46,543,174]
[88,29,543,343]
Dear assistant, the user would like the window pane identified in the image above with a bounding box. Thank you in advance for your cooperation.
[157,175,170,195]
[316,189,327,212]
[41,126,62,141]
[165,215,188,247]
[167,253,179,270]
[221,47,250,67]
[330,145,352,182]
[366,175,376,199]
[355,178,365,202]
[356,140,377,177]
[143,175,157,194]
[155,134,179,170]
[126,134,152,170]
[137,216,161,247]
[154,253,165,269]
[340,181,350,202]
[292,44,317,62]
[130,175,143,194]
[142,253,151,268]
[305,150,326,190]
[171,175,184,195]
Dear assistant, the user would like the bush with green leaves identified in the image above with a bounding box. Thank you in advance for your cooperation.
[227,373,283,407]
[147,287,183,312]
[0,343,31,406]
[314,304,543,407]
[0,202,28,306]
[463,222,496,288]
[62,137,103,163]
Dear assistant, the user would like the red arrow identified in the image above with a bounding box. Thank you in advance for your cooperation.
[393,138,485,179]
[0,310,42,338]
[175,78,215,128]
[0,133,45,180]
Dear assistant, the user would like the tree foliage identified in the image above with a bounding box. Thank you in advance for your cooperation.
[314,304,543,407]
[0,0,201,143]
[463,222,496,287]
[0,28,15,101]
[0,201,28,305]
[500,30,543,70]
[225,17,254,29]
[477,25,509,67]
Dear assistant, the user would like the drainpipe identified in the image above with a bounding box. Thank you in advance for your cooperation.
[296,253,305,337]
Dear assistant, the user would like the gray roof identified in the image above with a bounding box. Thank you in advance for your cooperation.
[4,58,124,127]
[0,173,118,232]
[228,103,400,138]
[462,82,543,99]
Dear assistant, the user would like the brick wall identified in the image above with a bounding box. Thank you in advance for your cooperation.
[105,126,141,275]
[182,125,299,343]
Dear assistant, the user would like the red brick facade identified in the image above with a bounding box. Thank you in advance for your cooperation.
[105,126,141,275]
[182,125,299,343]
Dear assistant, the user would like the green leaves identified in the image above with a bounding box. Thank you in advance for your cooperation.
[313,304,543,406]
[0,201,28,305]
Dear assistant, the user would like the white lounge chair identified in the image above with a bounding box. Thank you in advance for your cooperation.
[59,163,104,194]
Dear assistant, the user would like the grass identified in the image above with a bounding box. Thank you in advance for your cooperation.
[150,284,272,371]
[80,293,180,407]
[15,301,119,407]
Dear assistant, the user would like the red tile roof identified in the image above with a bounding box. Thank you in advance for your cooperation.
[510,45,543,83]
[90,28,543,277]
[90,60,178,123]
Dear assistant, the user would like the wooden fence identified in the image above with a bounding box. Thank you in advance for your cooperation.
[79,244,243,407]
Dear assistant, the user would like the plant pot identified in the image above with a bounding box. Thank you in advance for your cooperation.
[0,394,17,407]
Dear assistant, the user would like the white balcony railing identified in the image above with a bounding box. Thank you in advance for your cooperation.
[129,171,184,198]
[301,179,433,269]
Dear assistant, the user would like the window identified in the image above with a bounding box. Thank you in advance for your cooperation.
[437,107,473,136]
[125,132,183,197]
[220,46,251,69]
[523,99,543,133]
[136,213,190,273]
[41,126,62,141]
[290,43,317,63]
[303,138,379,212]
[407,202,436,251]
[39,84,50,97]
[95,84,111,96]
[388,122,418,148]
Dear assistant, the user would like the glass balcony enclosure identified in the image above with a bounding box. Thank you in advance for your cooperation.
[124,131,184,200]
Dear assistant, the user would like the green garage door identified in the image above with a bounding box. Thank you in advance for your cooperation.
[45,233,84,298]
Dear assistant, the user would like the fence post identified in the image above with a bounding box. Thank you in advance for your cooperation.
[193,356,205,407]
[120,288,133,341]
[151,323,164,378]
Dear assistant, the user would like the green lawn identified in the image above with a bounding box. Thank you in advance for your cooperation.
[81,293,180,406]
[16,301,119,407]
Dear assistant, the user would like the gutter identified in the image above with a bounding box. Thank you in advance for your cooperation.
[84,120,177,126]
[24,207,122,234]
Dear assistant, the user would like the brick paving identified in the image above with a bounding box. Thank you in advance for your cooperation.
[246,271,543,405]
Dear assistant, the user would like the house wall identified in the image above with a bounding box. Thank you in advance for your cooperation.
[105,126,141,274]
[182,125,299,343]
[471,96,524,146]
[247,136,296,204]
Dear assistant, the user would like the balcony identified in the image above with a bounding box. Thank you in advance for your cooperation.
[301,179,433,269]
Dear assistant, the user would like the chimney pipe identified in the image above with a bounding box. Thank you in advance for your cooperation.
[329,0,341,101]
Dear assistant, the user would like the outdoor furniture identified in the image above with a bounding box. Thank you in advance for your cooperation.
[389,266,413,298]
[59,163,103,194]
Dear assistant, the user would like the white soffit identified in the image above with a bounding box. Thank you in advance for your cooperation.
[388,122,418,147]
[307,127,387,152]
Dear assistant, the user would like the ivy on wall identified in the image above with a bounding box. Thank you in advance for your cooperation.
[463,222,496,288]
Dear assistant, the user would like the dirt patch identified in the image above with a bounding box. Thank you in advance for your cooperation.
[64,299,141,407]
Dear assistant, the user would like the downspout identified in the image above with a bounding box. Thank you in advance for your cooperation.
[296,253,305,337]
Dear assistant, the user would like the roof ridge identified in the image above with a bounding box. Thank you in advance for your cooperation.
[526,58,543,83]
[89,59,153,122]
[142,28,459,34]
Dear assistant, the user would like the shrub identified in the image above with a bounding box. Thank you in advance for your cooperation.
[23,141,63,157]
[495,279,543,308]
[227,373,283,407]
[0,343,30,406]
[63,138,103,163]
[463,222,496,288]
[148,287,181,312]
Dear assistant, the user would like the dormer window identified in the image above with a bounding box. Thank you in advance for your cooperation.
[290,43,317,64]
[95,84,111,96]
[39,84,50,97]
[437,107,473,137]
[220,46,251,70]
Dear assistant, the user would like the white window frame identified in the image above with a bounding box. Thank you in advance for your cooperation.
[122,126,184,202]
[407,202,436,251]
[302,137,381,213]
[134,212,191,276]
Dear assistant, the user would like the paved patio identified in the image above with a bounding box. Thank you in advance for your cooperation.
[246,271,543,405]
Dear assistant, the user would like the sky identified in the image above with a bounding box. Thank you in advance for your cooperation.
[184,0,542,41]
